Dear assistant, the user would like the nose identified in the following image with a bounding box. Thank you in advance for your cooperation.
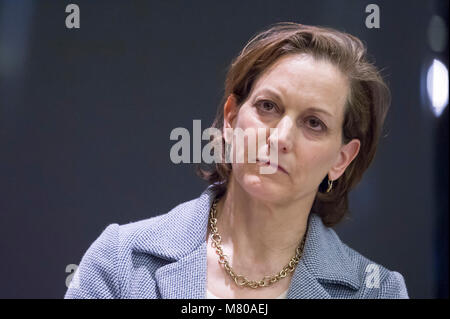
[268,115,294,153]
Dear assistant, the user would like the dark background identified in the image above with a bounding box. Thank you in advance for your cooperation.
[0,0,448,298]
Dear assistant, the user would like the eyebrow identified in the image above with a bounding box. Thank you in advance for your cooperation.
[254,88,335,118]
[305,107,335,118]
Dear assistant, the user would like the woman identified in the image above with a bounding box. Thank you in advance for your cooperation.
[64,22,409,299]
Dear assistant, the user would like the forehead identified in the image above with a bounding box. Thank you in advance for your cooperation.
[251,53,349,119]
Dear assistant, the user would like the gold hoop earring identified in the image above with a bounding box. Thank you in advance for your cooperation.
[326,178,333,193]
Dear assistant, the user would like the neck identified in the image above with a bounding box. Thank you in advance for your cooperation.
[212,175,315,278]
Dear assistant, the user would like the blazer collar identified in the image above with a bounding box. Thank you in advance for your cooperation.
[134,183,361,298]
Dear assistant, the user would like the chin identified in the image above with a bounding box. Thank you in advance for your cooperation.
[239,174,287,204]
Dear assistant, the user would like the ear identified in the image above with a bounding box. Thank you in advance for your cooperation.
[223,94,239,144]
[328,138,361,181]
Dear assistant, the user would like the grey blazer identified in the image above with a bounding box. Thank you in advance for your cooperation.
[64,183,409,299]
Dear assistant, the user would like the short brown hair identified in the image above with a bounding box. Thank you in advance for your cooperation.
[195,22,391,227]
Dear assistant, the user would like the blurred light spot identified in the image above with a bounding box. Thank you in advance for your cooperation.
[427,59,449,117]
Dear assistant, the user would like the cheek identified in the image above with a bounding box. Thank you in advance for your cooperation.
[294,142,337,178]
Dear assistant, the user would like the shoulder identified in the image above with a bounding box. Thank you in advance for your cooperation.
[98,195,200,256]
[304,214,409,299]
[64,197,199,299]
[329,227,409,298]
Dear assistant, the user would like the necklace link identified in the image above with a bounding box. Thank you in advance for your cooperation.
[208,197,307,289]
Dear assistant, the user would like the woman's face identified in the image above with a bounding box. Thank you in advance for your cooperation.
[223,53,361,205]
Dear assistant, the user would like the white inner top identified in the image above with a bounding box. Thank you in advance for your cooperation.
[206,289,288,299]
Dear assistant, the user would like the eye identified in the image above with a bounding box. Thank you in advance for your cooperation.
[255,100,278,113]
[306,117,326,131]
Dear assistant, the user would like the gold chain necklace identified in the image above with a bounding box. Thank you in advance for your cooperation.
[208,196,307,289]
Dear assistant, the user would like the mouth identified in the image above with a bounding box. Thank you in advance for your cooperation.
[256,158,288,175]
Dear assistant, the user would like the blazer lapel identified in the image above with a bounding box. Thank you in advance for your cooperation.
[134,184,217,299]
[155,241,208,299]
[287,213,361,298]
[286,213,331,299]
[287,260,331,299]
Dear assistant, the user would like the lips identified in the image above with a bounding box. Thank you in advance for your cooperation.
[256,158,288,174]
